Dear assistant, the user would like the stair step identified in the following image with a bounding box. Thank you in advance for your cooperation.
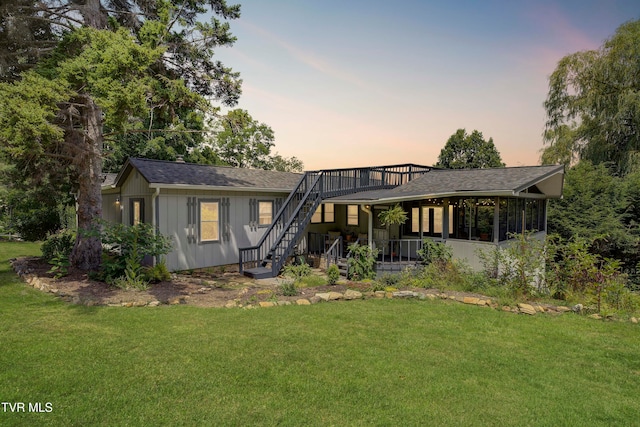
[244,267,274,279]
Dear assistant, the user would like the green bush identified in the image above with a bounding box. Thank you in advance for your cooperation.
[478,232,546,298]
[418,240,452,266]
[283,262,312,280]
[93,222,172,285]
[42,230,75,279]
[326,264,340,285]
[9,199,61,241]
[42,230,75,261]
[347,243,378,280]
[379,272,399,287]
[47,254,71,279]
[279,279,298,296]
[143,259,171,283]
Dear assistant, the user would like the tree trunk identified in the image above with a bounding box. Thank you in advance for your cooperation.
[70,96,103,270]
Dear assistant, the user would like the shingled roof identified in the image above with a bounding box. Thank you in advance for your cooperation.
[108,158,302,191]
[325,165,564,203]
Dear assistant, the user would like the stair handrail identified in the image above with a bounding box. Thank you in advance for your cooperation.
[238,171,318,271]
[266,173,324,275]
[325,236,342,268]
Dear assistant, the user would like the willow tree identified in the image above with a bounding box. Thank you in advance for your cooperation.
[0,1,242,270]
[543,19,640,174]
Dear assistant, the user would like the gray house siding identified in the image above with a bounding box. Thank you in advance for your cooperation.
[120,171,153,226]
[157,189,288,271]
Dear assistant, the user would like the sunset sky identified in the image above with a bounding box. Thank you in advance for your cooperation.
[215,1,639,170]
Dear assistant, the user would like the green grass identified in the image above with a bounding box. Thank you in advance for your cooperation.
[1,242,640,426]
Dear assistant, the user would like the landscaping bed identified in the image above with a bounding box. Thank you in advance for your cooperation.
[10,256,605,320]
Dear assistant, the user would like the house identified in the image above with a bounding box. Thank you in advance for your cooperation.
[102,158,564,277]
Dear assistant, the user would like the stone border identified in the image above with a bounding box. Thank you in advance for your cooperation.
[11,258,639,324]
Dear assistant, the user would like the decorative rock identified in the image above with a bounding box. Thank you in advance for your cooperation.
[277,300,291,306]
[133,301,147,307]
[328,291,343,301]
[502,306,512,312]
[517,303,537,315]
[534,304,545,313]
[296,299,311,305]
[344,289,363,300]
[122,302,133,307]
[393,291,417,298]
[148,301,160,307]
[631,317,638,324]
[225,300,237,308]
[572,304,584,313]
[589,313,602,320]
[556,306,571,313]
[463,297,480,305]
[476,299,487,306]
[425,293,437,300]
[259,301,275,308]
[385,292,394,299]
[315,292,331,301]
[309,296,322,304]
[374,291,386,298]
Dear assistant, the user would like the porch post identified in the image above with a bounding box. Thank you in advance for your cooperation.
[493,197,500,243]
[361,204,374,248]
[442,198,449,239]
[419,200,423,241]
[368,207,373,248]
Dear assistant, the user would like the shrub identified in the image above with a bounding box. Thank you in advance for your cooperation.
[283,262,312,280]
[347,243,378,280]
[111,235,149,290]
[478,232,546,298]
[9,200,61,241]
[47,254,71,279]
[326,264,340,285]
[418,240,452,266]
[42,230,75,278]
[379,273,399,287]
[279,279,298,296]
[143,259,171,283]
[93,222,172,285]
[41,230,75,262]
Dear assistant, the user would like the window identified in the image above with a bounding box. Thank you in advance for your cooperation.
[130,198,144,226]
[347,205,359,226]
[410,207,430,233]
[324,203,335,222]
[200,201,219,242]
[311,205,322,223]
[258,201,273,226]
[312,203,335,224]
[433,207,443,234]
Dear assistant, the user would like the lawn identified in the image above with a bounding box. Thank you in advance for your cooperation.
[1,242,639,426]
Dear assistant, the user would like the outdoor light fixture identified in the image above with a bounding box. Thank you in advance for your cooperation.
[115,197,120,205]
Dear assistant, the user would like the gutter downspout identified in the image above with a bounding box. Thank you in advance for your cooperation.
[151,187,160,265]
